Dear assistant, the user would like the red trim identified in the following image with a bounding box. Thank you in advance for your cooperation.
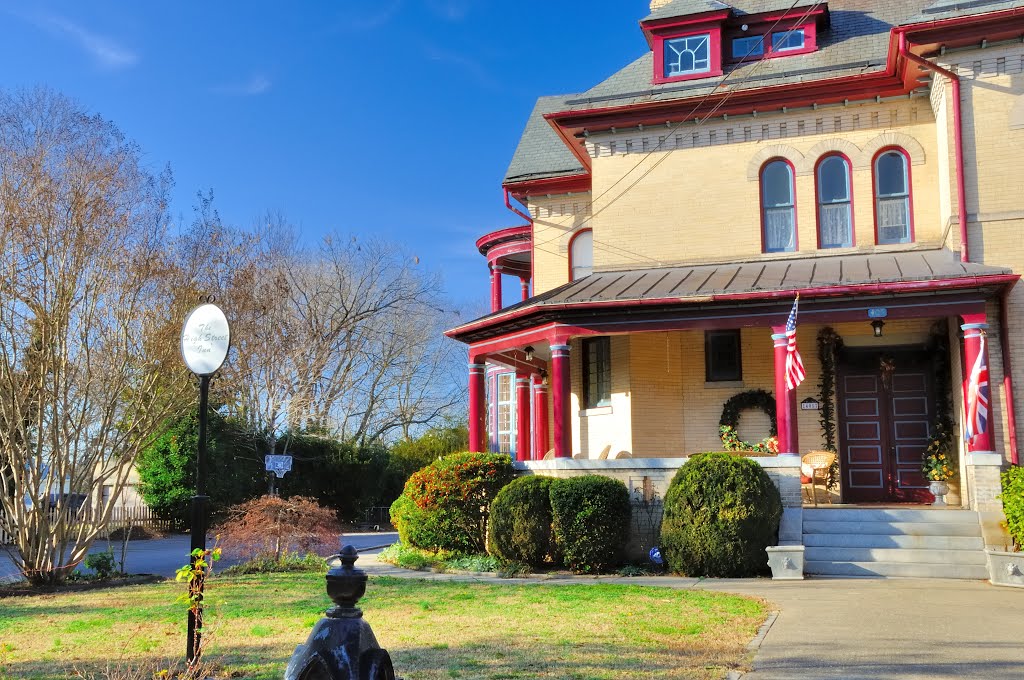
[814,153,855,249]
[759,158,798,254]
[504,174,591,198]
[446,274,1021,341]
[567,228,593,283]
[532,379,549,461]
[515,374,531,462]
[871,146,915,246]
[468,363,486,452]
[772,328,799,455]
[652,25,724,85]
[476,225,531,255]
[1000,289,1020,465]
[961,312,995,453]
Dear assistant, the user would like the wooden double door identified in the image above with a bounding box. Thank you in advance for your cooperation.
[837,349,935,503]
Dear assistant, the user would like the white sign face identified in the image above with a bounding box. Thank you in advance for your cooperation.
[180,303,231,376]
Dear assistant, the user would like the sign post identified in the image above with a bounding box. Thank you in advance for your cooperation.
[180,302,230,665]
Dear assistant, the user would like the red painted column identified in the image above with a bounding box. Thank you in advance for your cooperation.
[533,375,549,460]
[468,360,487,453]
[772,327,799,455]
[550,343,572,458]
[489,264,503,312]
[520,277,530,301]
[515,374,531,462]
[961,313,995,453]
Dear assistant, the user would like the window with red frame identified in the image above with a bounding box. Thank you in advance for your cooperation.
[874,149,913,245]
[761,160,797,253]
[817,155,853,249]
[728,22,817,62]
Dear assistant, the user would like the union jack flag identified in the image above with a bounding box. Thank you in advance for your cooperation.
[965,334,990,443]
[785,296,806,390]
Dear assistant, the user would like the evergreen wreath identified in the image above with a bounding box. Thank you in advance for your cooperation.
[719,390,778,453]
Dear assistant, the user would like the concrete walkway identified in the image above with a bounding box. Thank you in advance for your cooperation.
[356,552,1024,679]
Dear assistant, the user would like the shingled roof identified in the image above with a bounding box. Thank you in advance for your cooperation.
[504,0,1020,185]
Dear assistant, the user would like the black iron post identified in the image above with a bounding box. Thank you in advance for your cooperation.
[186,374,211,664]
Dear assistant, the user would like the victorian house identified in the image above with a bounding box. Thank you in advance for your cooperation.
[447,0,1024,578]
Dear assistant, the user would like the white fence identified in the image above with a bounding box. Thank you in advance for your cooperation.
[0,504,170,545]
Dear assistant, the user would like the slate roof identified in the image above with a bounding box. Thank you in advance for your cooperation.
[451,249,1013,332]
[503,95,586,184]
[505,0,1020,184]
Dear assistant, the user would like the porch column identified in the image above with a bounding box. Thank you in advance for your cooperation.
[489,264,503,312]
[520,277,530,301]
[515,373,531,462]
[551,343,572,458]
[533,375,549,460]
[961,313,995,454]
[468,360,487,453]
[772,329,799,455]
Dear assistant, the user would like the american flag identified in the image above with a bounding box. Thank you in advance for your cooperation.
[965,334,990,443]
[785,296,806,390]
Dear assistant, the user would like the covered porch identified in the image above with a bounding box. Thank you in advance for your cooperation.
[447,249,1018,513]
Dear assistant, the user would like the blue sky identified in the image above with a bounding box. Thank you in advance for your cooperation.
[0,1,647,310]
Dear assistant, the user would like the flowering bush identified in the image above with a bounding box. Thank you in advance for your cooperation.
[719,426,778,454]
[921,420,956,481]
[390,452,515,553]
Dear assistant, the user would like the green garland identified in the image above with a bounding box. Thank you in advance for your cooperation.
[816,327,843,489]
[923,321,957,481]
[719,390,778,453]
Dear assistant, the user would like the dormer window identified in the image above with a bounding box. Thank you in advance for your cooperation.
[665,34,711,77]
[772,29,805,52]
[732,35,764,59]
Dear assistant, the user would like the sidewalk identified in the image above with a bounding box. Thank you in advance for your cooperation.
[357,552,1024,679]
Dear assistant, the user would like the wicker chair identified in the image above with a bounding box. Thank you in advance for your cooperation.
[801,451,836,506]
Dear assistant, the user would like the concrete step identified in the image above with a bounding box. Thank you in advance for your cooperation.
[802,533,985,550]
[802,508,980,523]
[803,520,983,537]
[805,560,990,579]
[805,546,987,565]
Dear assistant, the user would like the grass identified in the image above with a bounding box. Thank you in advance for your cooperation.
[0,573,767,679]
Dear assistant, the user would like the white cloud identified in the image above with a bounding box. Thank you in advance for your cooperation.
[22,11,138,69]
[212,74,272,97]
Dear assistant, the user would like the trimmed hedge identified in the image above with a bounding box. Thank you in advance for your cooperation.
[660,452,782,578]
[488,475,559,568]
[549,475,631,573]
[389,452,515,553]
[1001,466,1024,550]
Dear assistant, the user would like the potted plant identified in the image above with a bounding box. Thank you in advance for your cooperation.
[921,420,955,506]
[987,467,1024,588]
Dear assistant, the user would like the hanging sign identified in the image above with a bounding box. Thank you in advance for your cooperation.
[180,303,231,376]
[867,307,888,319]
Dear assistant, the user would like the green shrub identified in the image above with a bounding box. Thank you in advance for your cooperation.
[83,550,118,579]
[389,452,515,553]
[549,475,631,573]
[660,452,782,578]
[1000,466,1024,550]
[220,552,327,575]
[488,475,558,569]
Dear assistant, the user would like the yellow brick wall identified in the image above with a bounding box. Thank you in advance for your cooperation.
[570,334,632,458]
[527,193,591,295]
[587,98,942,270]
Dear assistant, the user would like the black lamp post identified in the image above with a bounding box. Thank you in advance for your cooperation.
[180,301,231,664]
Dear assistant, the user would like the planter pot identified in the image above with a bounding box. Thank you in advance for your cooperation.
[985,549,1024,588]
[928,480,949,507]
[766,545,804,580]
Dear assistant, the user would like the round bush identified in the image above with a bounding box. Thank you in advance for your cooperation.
[660,452,782,578]
[488,475,558,568]
[389,452,515,553]
[549,475,631,573]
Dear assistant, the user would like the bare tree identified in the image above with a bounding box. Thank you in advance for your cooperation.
[0,88,189,584]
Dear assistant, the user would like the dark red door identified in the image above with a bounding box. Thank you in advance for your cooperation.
[838,352,934,503]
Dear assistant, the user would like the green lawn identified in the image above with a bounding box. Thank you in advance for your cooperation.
[0,574,767,679]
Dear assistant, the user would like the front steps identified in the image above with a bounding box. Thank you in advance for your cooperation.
[803,507,989,579]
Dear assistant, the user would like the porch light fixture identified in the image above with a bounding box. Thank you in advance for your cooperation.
[524,346,535,361]
[871,319,885,337]
[540,369,549,386]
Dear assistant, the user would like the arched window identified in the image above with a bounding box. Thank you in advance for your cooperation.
[570,229,593,281]
[816,155,853,249]
[874,149,913,244]
[761,160,796,253]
